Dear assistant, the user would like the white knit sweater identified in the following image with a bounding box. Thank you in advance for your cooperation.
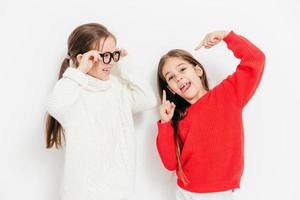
[46,58,157,200]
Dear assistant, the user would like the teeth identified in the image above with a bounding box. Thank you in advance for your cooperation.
[180,82,191,92]
[180,82,188,89]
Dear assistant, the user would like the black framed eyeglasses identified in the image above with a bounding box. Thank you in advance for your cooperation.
[99,51,121,64]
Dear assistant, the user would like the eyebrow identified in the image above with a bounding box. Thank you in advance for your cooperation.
[164,63,186,78]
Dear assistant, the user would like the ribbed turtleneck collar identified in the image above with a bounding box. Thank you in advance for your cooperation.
[84,74,112,91]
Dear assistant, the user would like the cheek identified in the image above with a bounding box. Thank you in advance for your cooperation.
[92,62,100,69]
[93,61,105,68]
[168,82,179,92]
[191,76,203,88]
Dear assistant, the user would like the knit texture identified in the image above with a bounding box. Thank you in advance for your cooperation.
[156,31,265,193]
[47,57,157,200]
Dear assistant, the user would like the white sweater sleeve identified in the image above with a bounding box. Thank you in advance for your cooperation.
[46,68,88,126]
[115,56,158,114]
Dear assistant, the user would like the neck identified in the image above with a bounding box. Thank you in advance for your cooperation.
[188,88,208,104]
[84,73,112,91]
[87,72,108,81]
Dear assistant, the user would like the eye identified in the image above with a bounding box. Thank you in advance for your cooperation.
[167,75,174,81]
[180,67,186,72]
[113,51,120,61]
[103,52,110,58]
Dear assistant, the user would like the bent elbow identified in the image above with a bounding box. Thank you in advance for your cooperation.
[257,50,266,67]
[163,162,177,171]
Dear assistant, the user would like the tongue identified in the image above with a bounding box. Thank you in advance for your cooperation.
[181,83,190,93]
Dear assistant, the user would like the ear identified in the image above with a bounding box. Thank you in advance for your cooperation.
[194,65,203,77]
[167,86,176,95]
[76,54,83,64]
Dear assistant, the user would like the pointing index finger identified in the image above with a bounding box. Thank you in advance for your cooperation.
[162,90,166,103]
[194,40,204,50]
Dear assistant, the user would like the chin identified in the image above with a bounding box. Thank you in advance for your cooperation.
[101,76,110,81]
[94,72,110,80]
[181,93,198,103]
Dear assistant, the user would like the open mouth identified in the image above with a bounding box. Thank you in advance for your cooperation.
[179,82,191,93]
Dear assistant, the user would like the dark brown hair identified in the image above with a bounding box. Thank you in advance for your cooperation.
[157,49,209,184]
[45,23,116,149]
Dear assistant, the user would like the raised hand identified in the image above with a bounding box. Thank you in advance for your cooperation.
[195,31,230,50]
[159,90,176,123]
[119,48,128,58]
[77,50,101,74]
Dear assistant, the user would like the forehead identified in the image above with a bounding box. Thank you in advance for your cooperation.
[162,57,189,75]
[97,36,116,52]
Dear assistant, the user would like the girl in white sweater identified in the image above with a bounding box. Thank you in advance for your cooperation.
[45,23,156,200]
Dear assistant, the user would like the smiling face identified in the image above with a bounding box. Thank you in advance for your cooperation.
[87,36,117,80]
[162,57,207,104]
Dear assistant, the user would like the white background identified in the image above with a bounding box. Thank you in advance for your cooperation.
[1,0,300,199]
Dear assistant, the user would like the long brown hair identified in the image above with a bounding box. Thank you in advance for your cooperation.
[157,49,209,184]
[45,23,116,149]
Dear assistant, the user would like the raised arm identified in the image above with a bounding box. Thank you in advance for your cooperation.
[47,50,99,125]
[222,31,265,108]
[195,30,265,108]
[156,121,178,171]
[46,68,87,126]
[156,90,178,170]
[116,51,157,113]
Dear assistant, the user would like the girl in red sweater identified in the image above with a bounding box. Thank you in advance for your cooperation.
[156,30,265,200]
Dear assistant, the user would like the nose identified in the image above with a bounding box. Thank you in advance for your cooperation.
[175,74,183,82]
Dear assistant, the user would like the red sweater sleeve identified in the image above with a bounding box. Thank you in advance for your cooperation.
[222,31,266,108]
[156,121,177,171]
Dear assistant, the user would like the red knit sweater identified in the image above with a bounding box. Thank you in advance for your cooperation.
[156,31,265,193]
